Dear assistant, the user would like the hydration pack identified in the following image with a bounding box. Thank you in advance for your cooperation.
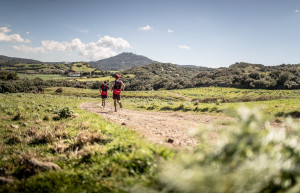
[113,81,122,95]
[101,84,108,95]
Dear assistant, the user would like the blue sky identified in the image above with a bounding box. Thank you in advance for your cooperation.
[1,0,300,67]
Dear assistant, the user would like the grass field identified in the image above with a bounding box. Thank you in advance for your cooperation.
[17,73,74,80]
[75,76,115,82]
[171,87,300,100]
[45,87,182,100]
[0,93,173,192]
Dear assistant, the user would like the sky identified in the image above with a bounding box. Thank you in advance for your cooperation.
[1,0,300,68]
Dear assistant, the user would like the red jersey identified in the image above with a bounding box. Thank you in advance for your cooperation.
[100,84,109,96]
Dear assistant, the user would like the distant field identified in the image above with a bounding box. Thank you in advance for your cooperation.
[45,87,179,100]
[17,73,74,80]
[75,76,115,82]
[71,62,95,72]
[171,87,300,100]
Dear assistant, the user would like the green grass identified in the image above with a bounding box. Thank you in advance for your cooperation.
[75,76,115,82]
[17,73,74,80]
[172,87,300,100]
[0,93,173,192]
[44,87,300,119]
[45,87,181,101]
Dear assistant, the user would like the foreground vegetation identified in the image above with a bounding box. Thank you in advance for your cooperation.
[1,91,300,192]
[143,107,300,193]
[0,93,172,192]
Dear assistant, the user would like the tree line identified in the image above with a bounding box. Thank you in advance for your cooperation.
[122,62,300,90]
[1,62,299,93]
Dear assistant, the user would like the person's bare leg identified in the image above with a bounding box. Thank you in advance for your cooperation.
[117,100,122,108]
[103,98,106,107]
[114,99,117,112]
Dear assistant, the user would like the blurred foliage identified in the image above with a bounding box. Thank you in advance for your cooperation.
[136,107,300,193]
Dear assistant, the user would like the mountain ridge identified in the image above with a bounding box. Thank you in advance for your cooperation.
[0,55,42,65]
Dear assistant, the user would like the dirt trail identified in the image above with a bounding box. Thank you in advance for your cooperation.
[81,102,231,148]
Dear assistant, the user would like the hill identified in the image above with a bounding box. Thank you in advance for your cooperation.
[89,52,157,71]
[0,55,42,65]
[0,55,98,76]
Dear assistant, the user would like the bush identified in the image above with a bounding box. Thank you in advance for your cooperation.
[55,88,63,93]
[58,107,73,119]
[141,107,300,193]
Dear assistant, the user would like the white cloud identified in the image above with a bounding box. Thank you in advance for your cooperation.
[0,27,11,33]
[139,25,151,31]
[26,31,30,35]
[167,29,174,33]
[295,9,300,13]
[178,45,191,50]
[0,27,31,43]
[13,36,131,60]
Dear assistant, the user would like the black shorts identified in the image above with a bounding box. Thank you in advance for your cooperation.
[113,94,121,100]
[101,95,107,99]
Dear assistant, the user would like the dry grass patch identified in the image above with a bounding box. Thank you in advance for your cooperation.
[67,130,110,151]
[29,129,55,145]
[50,140,69,154]
[5,134,22,145]
[13,152,60,179]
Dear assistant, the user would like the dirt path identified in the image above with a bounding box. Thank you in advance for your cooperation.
[80,102,232,148]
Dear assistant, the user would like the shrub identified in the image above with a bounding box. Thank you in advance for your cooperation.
[55,88,63,93]
[160,106,172,111]
[173,104,185,111]
[143,107,300,193]
[57,107,73,119]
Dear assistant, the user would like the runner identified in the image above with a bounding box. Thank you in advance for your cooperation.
[111,74,125,112]
[99,81,109,108]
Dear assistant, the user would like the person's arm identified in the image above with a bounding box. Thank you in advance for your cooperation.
[111,83,114,91]
[121,81,125,90]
